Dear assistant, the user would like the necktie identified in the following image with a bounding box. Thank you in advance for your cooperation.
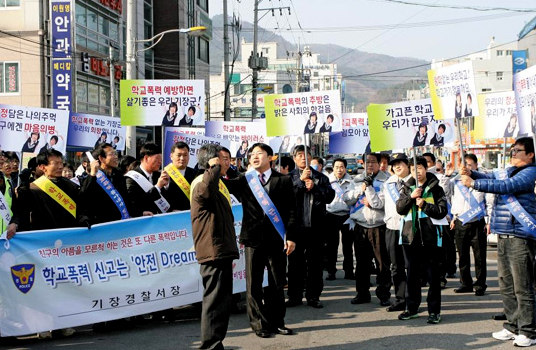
[259,173,266,185]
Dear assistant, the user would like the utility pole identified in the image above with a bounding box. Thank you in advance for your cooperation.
[109,46,115,118]
[125,0,136,156]
[251,0,260,119]
[223,0,231,121]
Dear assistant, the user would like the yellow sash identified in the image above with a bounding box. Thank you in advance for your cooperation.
[33,176,77,218]
[190,175,232,207]
[164,164,191,200]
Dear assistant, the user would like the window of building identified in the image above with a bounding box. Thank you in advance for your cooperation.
[0,0,20,8]
[197,0,208,12]
[497,72,503,81]
[76,74,112,114]
[506,50,513,56]
[75,3,119,55]
[198,37,209,63]
[496,50,503,56]
[0,62,19,94]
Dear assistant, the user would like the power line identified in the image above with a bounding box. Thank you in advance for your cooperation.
[366,0,536,13]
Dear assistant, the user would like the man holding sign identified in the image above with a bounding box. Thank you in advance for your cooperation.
[460,137,536,347]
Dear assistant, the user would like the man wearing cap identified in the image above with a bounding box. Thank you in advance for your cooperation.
[382,153,412,312]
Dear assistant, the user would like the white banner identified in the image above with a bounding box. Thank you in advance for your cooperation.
[0,206,249,337]
[164,131,231,168]
[514,64,536,136]
[0,104,69,155]
[205,121,267,158]
[67,112,127,151]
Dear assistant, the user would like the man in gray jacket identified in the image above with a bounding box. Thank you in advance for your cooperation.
[325,158,355,280]
[344,153,391,306]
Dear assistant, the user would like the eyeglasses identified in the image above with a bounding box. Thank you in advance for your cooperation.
[366,161,378,164]
[511,148,526,155]
[106,151,118,157]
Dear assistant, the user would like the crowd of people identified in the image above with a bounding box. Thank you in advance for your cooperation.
[1,137,536,349]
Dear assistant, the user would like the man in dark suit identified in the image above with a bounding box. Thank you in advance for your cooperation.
[286,145,335,309]
[228,143,297,338]
[125,142,169,215]
[162,141,196,211]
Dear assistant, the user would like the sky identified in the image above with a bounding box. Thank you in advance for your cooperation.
[209,0,536,62]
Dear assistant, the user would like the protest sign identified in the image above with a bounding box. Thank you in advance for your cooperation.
[264,90,342,136]
[205,121,267,158]
[474,91,518,139]
[67,112,126,151]
[268,135,304,155]
[120,80,205,126]
[0,104,69,154]
[163,131,230,168]
[428,61,479,120]
[0,206,247,337]
[329,113,369,154]
[513,64,536,135]
[367,99,454,152]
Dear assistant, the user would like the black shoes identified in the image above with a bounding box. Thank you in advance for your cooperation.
[454,286,474,293]
[380,299,391,307]
[350,294,371,305]
[274,326,293,335]
[475,289,485,296]
[307,299,324,308]
[285,299,303,307]
[386,303,406,312]
[326,273,336,281]
[492,313,507,321]
[255,329,270,338]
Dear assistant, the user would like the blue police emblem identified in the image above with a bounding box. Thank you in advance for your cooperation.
[11,264,35,294]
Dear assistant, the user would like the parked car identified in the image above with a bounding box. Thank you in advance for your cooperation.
[345,158,358,175]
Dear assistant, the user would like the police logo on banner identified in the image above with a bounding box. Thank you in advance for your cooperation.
[11,264,35,294]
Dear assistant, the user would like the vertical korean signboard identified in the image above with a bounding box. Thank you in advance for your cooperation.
[51,0,73,111]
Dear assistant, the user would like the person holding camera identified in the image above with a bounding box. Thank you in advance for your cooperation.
[343,153,391,307]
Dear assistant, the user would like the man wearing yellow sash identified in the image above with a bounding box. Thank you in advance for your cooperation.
[190,144,239,350]
[18,149,86,231]
[162,141,196,211]
[0,151,18,239]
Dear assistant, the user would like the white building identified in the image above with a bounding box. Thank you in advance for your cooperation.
[210,39,341,120]
[518,16,536,68]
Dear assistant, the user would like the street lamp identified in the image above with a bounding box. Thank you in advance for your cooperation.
[124,0,207,156]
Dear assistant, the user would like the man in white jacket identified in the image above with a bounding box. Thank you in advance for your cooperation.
[325,158,355,280]
[440,153,488,296]
[344,153,391,306]
[382,153,412,312]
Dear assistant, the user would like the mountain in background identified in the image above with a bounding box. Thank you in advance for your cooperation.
[210,15,430,110]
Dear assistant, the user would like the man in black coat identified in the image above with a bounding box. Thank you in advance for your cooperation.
[79,143,141,224]
[162,141,196,212]
[286,145,335,309]
[125,142,169,215]
[228,143,297,338]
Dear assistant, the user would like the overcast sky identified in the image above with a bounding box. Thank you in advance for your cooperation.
[209,0,536,62]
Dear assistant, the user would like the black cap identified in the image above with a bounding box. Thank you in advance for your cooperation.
[388,153,409,166]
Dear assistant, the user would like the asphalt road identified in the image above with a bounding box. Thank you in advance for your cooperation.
[1,247,516,350]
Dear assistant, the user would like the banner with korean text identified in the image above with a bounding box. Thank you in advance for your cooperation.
[329,113,369,154]
[367,99,455,152]
[51,0,73,111]
[164,131,230,168]
[268,135,304,155]
[0,206,247,337]
[513,64,536,136]
[120,80,205,126]
[264,90,342,136]
[67,112,126,151]
[0,104,69,154]
[205,121,267,158]
[428,61,479,120]
[474,91,518,140]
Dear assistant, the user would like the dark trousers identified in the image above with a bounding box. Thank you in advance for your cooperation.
[354,225,391,301]
[498,237,536,338]
[403,243,441,315]
[385,228,406,305]
[245,245,287,331]
[443,225,457,276]
[454,218,487,291]
[199,259,233,350]
[325,213,352,275]
[288,227,324,301]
